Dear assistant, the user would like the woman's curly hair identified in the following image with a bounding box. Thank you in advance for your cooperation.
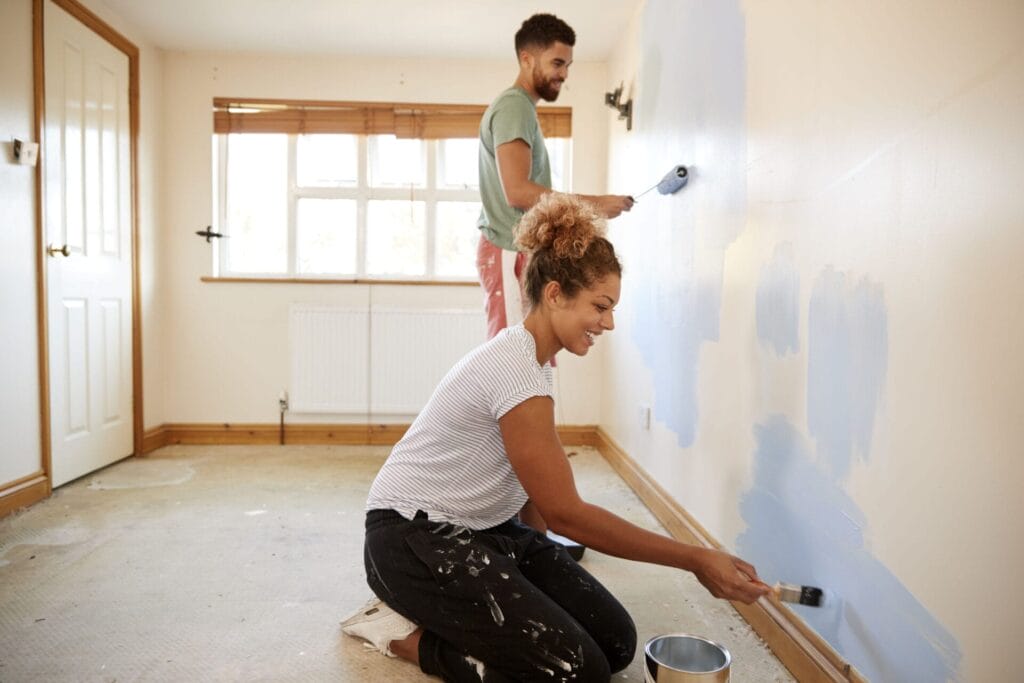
[513,193,622,307]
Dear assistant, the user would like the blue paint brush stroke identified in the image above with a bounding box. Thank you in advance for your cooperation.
[807,267,888,480]
[738,417,962,681]
[628,265,718,447]
[756,243,800,355]
[626,0,747,447]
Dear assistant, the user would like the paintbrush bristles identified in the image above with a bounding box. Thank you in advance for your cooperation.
[774,582,825,607]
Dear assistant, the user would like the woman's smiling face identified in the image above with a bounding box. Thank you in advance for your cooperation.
[552,274,621,356]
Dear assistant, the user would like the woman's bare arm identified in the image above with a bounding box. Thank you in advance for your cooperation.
[500,396,771,604]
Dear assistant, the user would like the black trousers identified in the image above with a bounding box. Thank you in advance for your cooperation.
[363,509,636,682]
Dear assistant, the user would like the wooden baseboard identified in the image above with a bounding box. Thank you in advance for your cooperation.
[557,425,602,447]
[142,425,170,453]
[592,427,865,683]
[142,422,410,451]
[141,423,602,453]
[0,472,50,518]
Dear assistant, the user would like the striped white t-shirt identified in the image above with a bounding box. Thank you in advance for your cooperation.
[366,324,554,529]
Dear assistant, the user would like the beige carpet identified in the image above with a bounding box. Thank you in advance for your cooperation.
[0,444,794,682]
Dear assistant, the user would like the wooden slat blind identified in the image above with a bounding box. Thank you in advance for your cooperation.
[213,97,572,139]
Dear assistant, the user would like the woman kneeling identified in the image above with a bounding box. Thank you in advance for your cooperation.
[342,193,770,682]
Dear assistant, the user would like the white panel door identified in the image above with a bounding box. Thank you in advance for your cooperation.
[44,0,133,487]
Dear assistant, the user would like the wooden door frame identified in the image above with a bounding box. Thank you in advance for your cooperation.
[32,0,143,488]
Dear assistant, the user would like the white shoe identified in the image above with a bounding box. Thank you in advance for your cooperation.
[340,597,417,657]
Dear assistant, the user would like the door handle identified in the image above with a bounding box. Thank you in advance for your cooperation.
[47,243,71,257]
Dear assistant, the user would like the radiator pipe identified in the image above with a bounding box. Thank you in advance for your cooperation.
[278,391,289,445]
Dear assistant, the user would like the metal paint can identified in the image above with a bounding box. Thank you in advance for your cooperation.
[644,634,732,682]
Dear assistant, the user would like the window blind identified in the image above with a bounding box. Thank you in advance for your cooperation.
[212,97,572,139]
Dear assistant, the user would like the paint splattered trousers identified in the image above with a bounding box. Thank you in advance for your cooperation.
[363,509,637,682]
[476,234,527,340]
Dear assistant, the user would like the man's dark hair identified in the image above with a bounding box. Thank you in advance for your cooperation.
[514,13,576,55]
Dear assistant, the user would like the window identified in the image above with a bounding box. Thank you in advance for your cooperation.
[212,99,572,282]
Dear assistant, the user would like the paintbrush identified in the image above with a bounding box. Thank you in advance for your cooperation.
[773,582,826,607]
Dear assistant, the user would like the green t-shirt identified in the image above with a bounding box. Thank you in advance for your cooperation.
[477,86,551,251]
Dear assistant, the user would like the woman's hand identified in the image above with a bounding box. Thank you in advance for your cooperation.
[692,547,772,604]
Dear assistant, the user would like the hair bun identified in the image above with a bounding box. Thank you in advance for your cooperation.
[513,193,607,259]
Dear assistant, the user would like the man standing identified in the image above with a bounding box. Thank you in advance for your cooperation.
[477,13,634,339]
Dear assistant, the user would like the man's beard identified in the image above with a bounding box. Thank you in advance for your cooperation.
[533,68,563,102]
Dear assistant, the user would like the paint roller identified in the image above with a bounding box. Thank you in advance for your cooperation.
[630,165,689,201]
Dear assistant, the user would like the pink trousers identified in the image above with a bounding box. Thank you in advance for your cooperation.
[476,234,528,340]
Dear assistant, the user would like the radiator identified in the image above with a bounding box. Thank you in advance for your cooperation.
[288,306,370,413]
[289,305,487,415]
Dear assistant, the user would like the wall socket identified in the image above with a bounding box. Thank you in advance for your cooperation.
[639,404,651,430]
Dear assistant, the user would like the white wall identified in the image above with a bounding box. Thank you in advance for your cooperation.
[604,1,1023,680]
[0,0,43,485]
[130,20,165,431]
[159,51,611,425]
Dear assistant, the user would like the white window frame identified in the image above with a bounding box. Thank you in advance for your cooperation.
[213,133,572,282]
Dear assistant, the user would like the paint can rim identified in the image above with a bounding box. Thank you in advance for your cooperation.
[644,632,732,674]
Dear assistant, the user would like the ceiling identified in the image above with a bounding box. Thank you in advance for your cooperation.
[97,0,640,61]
